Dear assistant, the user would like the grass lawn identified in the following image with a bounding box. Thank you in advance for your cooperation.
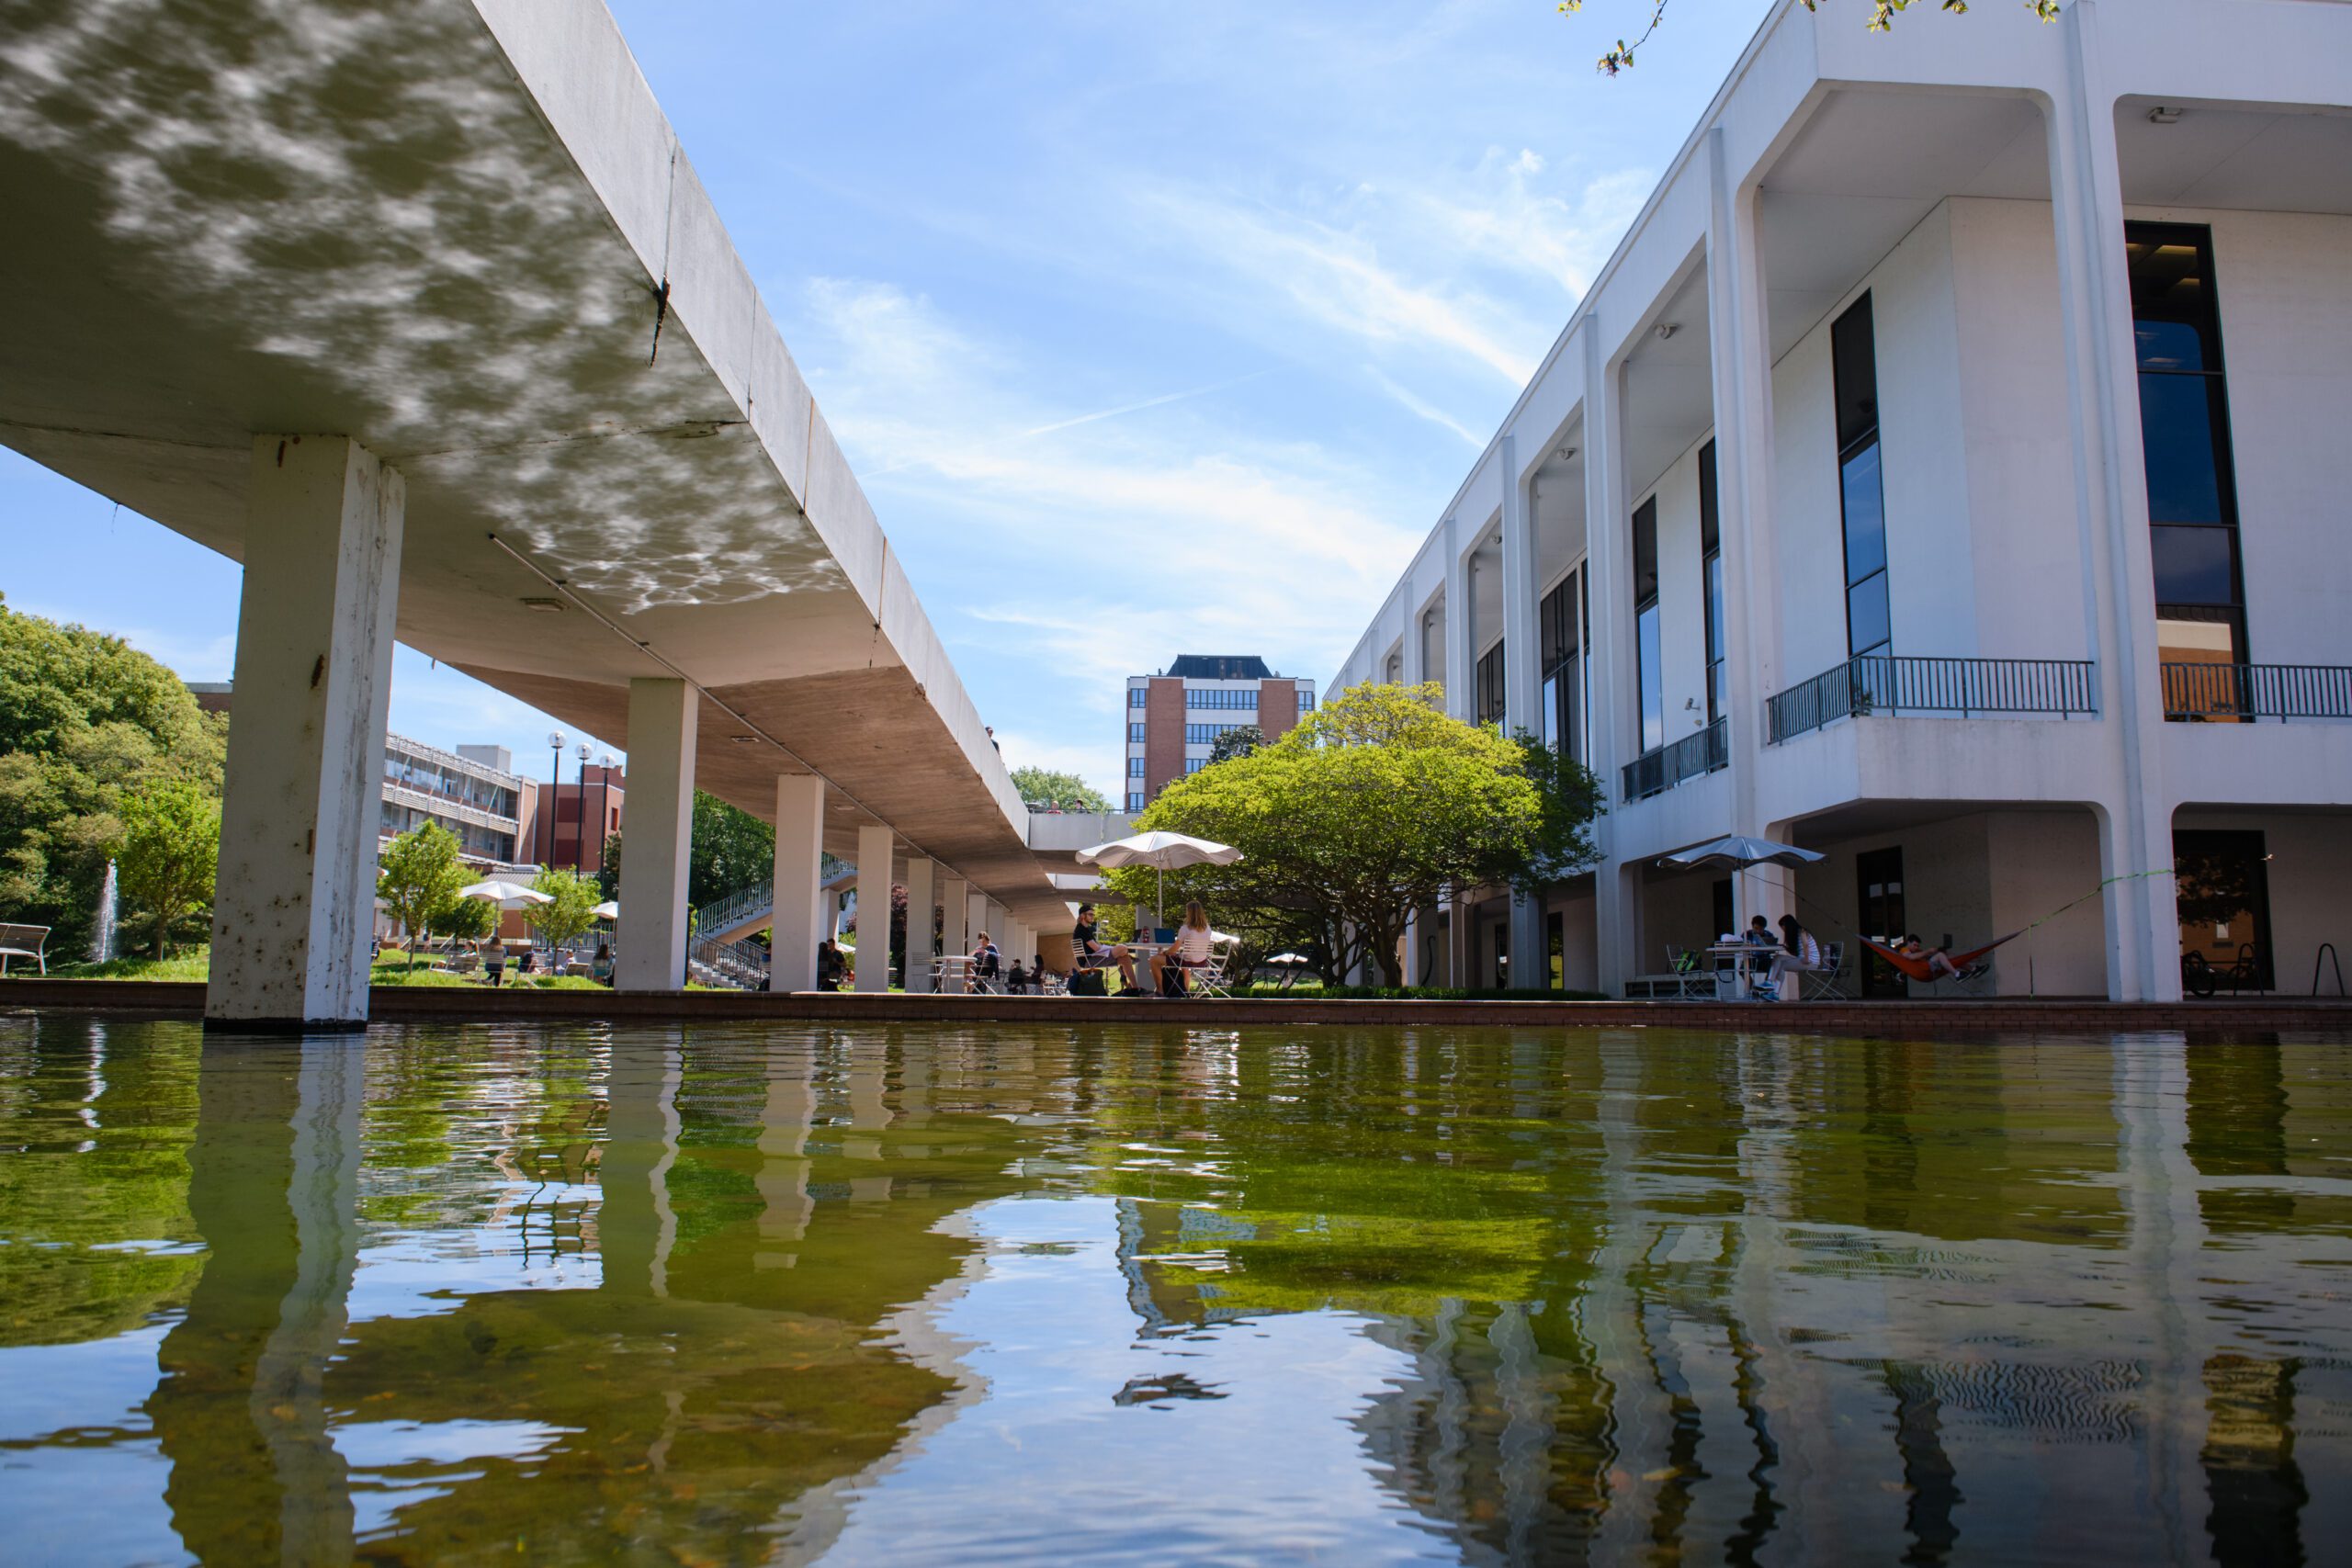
[47,946,212,982]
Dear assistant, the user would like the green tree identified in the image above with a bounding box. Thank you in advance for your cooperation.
[431,889,495,946]
[114,779,220,959]
[595,830,622,903]
[375,821,467,971]
[688,791,773,908]
[1204,726,1263,767]
[0,602,226,952]
[527,867,599,953]
[1106,682,1601,987]
[1011,766,1113,813]
[1562,0,2055,76]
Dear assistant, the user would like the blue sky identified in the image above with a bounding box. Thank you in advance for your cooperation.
[0,0,1773,798]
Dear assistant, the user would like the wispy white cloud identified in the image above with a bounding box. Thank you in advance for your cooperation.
[1019,370,1272,438]
[1366,368,1485,450]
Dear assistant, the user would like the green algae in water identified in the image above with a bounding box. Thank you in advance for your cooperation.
[0,1014,2347,1565]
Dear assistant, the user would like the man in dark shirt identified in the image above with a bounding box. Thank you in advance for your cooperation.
[1072,903,1136,989]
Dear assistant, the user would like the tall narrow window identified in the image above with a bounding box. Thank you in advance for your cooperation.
[2128,223,2247,710]
[1476,642,1508,727]
[1699,441,1724,723]
[1832,296,1891,659]
[1633,497,1663,752]
[1540,567,1582,763]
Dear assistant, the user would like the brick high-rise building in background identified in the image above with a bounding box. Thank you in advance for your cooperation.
[1124,655,1316,812]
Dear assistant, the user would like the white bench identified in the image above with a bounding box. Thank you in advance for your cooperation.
[0,922,51,976]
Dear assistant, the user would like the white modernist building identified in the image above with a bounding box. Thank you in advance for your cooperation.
[1329,0,2352,1002]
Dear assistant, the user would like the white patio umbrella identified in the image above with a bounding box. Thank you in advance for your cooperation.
[591,900,621,920]
[1074,830,1243,926]
[459,879,553,908]
[1655,835,1824,938]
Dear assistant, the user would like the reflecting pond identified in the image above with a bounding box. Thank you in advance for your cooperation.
[2,1015,2347,1565]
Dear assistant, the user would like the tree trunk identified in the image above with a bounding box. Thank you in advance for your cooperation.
[152,913,167,962]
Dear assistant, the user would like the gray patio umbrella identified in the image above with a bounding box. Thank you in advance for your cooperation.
[1657,835,1826,940]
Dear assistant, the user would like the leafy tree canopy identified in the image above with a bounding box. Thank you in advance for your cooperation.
[115,779,220,960]
[375,821,468,970]
[0,601,225,953]
[528,867,600,952]
[1104,682,1602,986]
[1562,0,2056,77]
[1204,726,1263,767]
[1011,766,1112,813]
[688,791,773,908]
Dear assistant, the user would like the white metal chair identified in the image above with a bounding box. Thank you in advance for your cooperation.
[1186,939,1239,998]
[1801,941,1849,1000]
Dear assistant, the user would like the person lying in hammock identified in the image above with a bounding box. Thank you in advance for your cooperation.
[1893,934,1989,983]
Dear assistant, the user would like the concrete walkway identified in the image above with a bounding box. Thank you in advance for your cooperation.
[6,980,2347,1036]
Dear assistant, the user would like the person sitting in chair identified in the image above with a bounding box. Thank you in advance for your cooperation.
[971,931,1002,990]
[1768,915,1821,1002]
[1148,902,1216,997]
[816,939,846,991]
[1070,904,1136,989]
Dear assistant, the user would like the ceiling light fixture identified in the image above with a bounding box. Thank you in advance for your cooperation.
[729,734,760,744]
[521,596,564,613]
[1654,321,1679,341]
[2147,105,2183,124]
[1556,446,1578,461]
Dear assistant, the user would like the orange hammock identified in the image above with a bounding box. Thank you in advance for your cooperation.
[1856,931,2023,985]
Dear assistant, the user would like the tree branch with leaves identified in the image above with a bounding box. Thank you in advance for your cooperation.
[1561,0,2056,77]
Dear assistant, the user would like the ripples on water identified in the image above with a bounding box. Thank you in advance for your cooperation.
[0,1014,2346,1565]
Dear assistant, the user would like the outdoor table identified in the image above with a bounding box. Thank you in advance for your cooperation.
[1704,942,1778,1000]
[931,953,977,994]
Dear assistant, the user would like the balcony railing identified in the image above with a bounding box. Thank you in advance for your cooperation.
[1622,716,1728,801]
[1766,655,2099,745]
[2163,662,2352,722]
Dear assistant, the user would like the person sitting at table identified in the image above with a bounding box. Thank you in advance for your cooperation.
[816,938,845,991]
[1071,904,1136,989]
[971,931,1002,991]
[1004,955,1033,994]
[591,940,614,986]
[1768,914,1821,1002]
[1148,902,1216,997]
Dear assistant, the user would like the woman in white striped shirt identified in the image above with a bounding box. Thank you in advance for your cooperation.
[1148,902,1216,997]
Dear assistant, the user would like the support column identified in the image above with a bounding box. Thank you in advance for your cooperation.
[967,891,990,952]
[207,434,402,1029]
[2052,0,2177,1000]
[1582,323,1635,996]
[938,874,967,962]
[1499,434,1549,988]
[614,679,697,992]
[768,774,825,993]
[1445,892,1471,987]
[1442,516,1472,720]
[904,856,938,993]
[1707,127,1783,947]
[853,822,894,993]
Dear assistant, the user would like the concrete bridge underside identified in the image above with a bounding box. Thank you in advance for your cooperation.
[0,0,1068,1019]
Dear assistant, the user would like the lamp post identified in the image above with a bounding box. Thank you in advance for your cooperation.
[543,730,565,868]
[573,742,592,871]
[595,752,616,885]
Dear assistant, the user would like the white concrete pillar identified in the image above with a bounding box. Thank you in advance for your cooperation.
[967,891,990,952]
[938,875,967,967]
[2051,2,2177,1000]
[1498,434,1549,988]
[1582,323,1635,995]
[1402,591,1429,691]
[1442,515,1472,721]
[612,679,696,992]
[206,436,403,1028]
[904,856,938,993]
[853,822,894,993]
[769,774,825,992]
[1445,892,1471,988]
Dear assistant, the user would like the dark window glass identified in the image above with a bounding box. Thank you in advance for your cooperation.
[1832,295,1879,452]
[1541,581,1566,671]
[2127,221,2245,689]
[1476,642,1508,726]
[1839,442,1887,584]
[1632,498,1658,606]
[1705,550,1725,721]
[2152,525,2239,605]
[2137,374,2229,524]
[1698,440,1720,554]
[1848,572,1891,657]
[1636,604,1663,752]
[1127,756,1145,778]
[1541,673,1561,751]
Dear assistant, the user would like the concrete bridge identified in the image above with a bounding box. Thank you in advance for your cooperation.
[0,0,1075,1021]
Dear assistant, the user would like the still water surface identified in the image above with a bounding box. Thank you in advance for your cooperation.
[1,1015,2346,1565]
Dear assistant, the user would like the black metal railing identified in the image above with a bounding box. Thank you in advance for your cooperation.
[2162,662,2352,722]
[1622,716,1728,801]
[1766,655,2099,745]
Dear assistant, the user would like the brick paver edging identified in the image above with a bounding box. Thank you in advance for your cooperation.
[4,977,2349,1034]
